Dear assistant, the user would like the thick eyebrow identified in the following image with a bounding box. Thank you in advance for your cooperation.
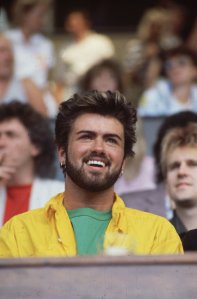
[167,161,180,168]
[0,129,17,136]
[168,159,197,169]
[76,130,122,141]
[104,133,122,141]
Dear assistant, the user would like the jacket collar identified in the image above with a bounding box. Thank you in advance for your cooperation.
[45,192,128,232]
[45,192,64,220]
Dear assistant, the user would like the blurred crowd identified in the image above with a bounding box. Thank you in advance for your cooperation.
[1,1,197,115]
[1,0,197,250]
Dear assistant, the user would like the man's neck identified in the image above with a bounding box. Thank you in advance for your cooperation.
[64,180,115,211]
[75,29,90,42]
[176,204,197,231]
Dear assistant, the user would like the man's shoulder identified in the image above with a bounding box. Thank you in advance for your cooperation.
[125,206,164,220]
[2,193,63,232]
[3,207,46,231]
[124,206,174,233]
[87,32,114,47]
[121,186,166,217]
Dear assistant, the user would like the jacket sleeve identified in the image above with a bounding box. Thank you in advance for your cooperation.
[150,219,184,254]
[0,220,20,257]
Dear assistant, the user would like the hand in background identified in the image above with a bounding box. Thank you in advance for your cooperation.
[0,152,16,185]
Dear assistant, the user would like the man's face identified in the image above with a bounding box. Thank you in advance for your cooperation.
[0,37,13,80]
[0,119,39,174]
[65,12,88,35]
[166,146,197,207]
[90,70,118,92]
[23,4,48,33]
[165,55,197,86]
[59,113,125,192]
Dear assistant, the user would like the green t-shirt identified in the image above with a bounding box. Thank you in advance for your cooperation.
[67,208,112,255]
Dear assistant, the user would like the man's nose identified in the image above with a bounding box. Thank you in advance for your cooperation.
[92,137,105,153]
[0,135,7,148]
[177,162,188,176]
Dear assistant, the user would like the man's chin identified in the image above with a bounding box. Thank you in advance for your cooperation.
[175,198,196,208]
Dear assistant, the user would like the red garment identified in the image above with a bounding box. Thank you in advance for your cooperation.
[3,185,32,224]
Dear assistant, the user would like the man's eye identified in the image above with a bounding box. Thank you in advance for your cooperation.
[188,161,197,167]
[107,138,117,144]
[7,132,16,138]
[80,135,92,140]
[168,163,179,171]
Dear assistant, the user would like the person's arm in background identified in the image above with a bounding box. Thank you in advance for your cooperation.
[22,79,48,117]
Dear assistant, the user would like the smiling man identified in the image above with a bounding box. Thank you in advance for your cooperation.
[161,123,197,239]
[0,90,183,257]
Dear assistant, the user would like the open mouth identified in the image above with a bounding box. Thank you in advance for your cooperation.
[86,160,106,168]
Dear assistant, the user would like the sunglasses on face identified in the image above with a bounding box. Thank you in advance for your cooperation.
[165,56,192,71]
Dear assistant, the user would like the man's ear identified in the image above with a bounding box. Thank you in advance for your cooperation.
[57,146,66,165]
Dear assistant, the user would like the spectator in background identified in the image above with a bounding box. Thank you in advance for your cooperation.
[153,111,197,184]
[153,111,197,219]
[122,6,183,105]
[58,10,115,98]
[138,46,197,116]
[121,111,197,219]
[78,58,125,94]
[5,0,54,88]
[0,33,47,116]
[161,123,197,239]
[0,101,64,226]
[5,0,58,118]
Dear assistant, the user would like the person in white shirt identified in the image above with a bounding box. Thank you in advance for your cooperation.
[5,0,58,118]
[138,47,197,116]
[0,33,47,116]
[58,10,115,96]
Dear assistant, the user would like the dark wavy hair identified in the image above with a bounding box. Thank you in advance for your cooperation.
[0,101,56,178]
[55,90,137,158]
[160,46,197,76]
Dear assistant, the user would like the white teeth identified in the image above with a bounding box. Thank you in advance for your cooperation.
[87,160,105,167]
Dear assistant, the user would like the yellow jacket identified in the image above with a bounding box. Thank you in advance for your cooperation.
[0,193,183,257]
